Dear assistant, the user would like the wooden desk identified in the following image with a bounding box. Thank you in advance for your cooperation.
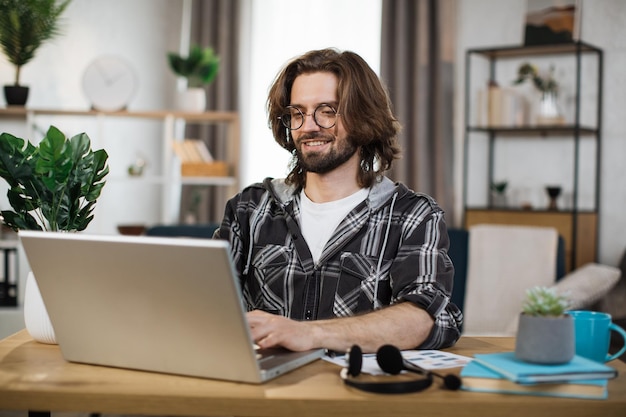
[0,330,625,417]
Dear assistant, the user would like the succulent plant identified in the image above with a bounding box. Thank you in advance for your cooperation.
[490,181,508,194]
[521,286,570,317]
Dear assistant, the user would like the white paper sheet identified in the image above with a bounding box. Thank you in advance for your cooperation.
[324,349,472,375]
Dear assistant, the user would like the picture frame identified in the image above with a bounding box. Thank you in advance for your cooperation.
[523,0,582,45]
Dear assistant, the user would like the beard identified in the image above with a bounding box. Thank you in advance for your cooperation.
[294,132,358,174]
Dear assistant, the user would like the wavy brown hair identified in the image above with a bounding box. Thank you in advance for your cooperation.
[267,48,401,188]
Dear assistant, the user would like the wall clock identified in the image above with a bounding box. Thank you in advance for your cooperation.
[82,56,138,112]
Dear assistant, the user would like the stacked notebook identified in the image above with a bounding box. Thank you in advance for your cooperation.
[461,352,618,400]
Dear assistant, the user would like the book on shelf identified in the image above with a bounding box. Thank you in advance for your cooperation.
[171,140,228,177]
[461,360,608,400]
[473,352,618,385]
[171,140,214,163]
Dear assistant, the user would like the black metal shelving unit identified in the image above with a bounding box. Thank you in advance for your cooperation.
[462,41,603,271]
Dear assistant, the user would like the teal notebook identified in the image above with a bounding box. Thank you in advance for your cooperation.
[473,352,618,385]
[461,361,608,400]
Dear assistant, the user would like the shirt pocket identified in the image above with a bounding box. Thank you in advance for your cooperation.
[248,244,292,314]
[334,252,391,317]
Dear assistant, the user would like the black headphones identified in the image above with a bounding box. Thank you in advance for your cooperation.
[340,344,432,394]
[340,344,461,394]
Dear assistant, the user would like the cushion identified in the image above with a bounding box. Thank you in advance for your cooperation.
[551,263,621,310]
[464,224,559,336]
[596,250,626,319]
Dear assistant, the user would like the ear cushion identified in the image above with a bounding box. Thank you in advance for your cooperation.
[347,345,363,377]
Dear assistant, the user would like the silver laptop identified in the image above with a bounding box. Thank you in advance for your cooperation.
[19,230,324,383]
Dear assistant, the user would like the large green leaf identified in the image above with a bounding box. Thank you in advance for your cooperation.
[82,148,109,201]
[7,184,40,212]
[0,124,108,231]
[0,132,36,186]
[0,209,42,231]
[36,125,73,192]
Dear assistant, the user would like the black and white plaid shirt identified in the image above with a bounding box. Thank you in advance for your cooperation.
[215,176,463,349]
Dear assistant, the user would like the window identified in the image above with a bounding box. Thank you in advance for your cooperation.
[239,0,382,186]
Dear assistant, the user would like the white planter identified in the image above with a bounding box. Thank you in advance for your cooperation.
[24,271,57,344]
[536,90,564,125]
[175,88,206,113]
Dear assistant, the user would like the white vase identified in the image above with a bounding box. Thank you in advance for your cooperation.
[24,271,57,344]
[491,191,508,208]
[536,90,564,125]
[175,87,206,113]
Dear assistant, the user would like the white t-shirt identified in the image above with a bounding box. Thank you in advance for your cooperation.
[299,188,369,263]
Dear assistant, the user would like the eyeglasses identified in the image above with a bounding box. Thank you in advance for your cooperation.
[278,104,340,130]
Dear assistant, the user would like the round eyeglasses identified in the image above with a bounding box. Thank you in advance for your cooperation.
[278,104,340,130]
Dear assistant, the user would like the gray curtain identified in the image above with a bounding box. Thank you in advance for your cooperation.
[381,0,457,226]
[181,0,239,224]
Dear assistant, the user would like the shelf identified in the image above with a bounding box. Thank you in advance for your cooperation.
[0,241,18,249]
[465,207,597,214]
[467,125,599,136]
[467,41,602,59]
[0,107,238,122]
[108,175,167,184]
[106,175,237,186]
[0,107,241,228]
[463,41,603,271]
[180,176,237,186]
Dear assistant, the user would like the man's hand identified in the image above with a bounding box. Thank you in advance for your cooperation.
[246,303,434,353]
[247,310,321,351]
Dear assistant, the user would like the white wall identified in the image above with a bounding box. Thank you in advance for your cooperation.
[455,0,626,266]
[0,0,183,110]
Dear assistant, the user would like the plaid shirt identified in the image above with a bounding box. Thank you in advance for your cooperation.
[215,177,463,349]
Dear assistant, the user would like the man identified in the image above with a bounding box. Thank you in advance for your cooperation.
[215,48,462,353]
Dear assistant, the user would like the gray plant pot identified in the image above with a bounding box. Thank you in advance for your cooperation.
[515,313,574,364]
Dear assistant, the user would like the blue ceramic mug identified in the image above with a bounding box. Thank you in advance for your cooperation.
[569,310,626,363]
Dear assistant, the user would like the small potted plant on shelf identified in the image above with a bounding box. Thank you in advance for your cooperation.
[515,286,574,364]
[513,62,564,125]
[490,180,508,208]
[0,0,72,106]
[0,125,109,344]
[167,44,220,112]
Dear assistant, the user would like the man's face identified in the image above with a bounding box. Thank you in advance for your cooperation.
[289,72,357,174]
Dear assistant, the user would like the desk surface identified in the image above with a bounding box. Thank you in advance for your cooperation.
[0,330,625,417]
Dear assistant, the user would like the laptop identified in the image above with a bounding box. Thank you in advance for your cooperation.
[18,230,325,383]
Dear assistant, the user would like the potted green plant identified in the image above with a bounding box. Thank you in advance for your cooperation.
[0,126,109,231]
[490,180,508,208]
[167,44,219,112]
[0,0,72,106]
[0,125,109,344]
[515,286,574,364]
[513,62,564,125]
